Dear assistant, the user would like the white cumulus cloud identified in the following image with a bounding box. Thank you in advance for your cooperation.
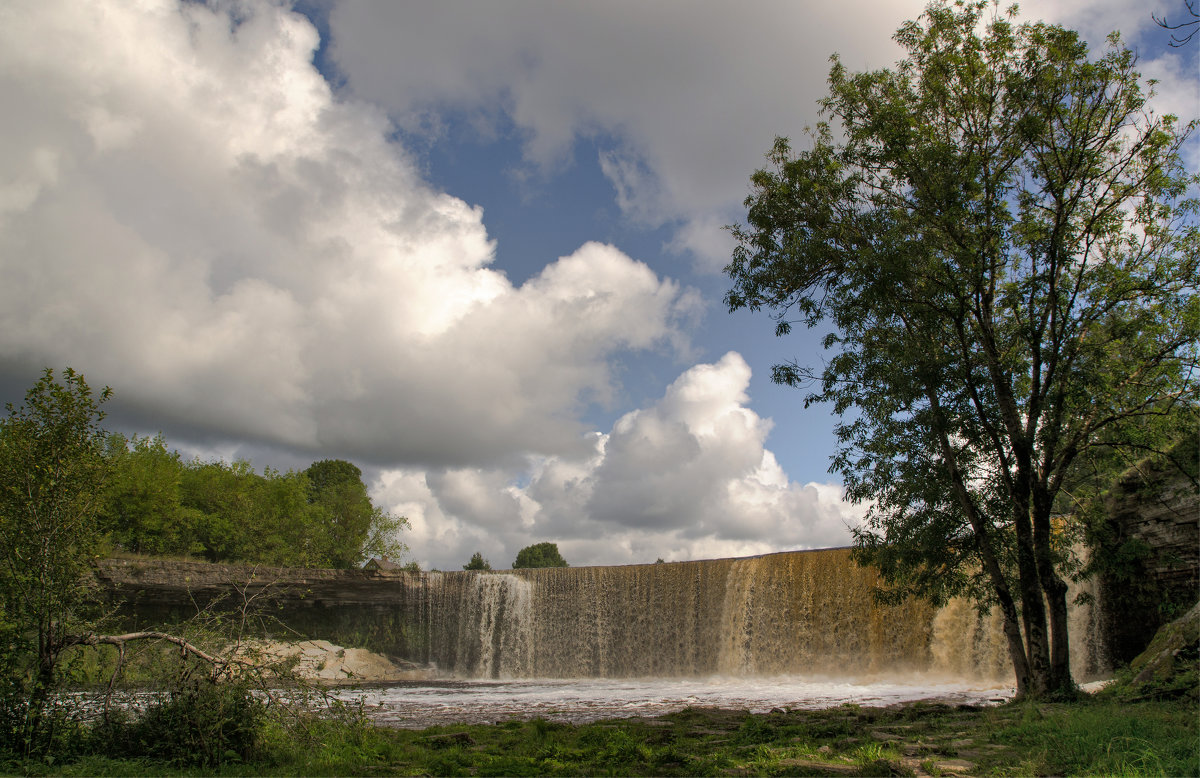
[329,0,1196,271]
[0,0,697,468]
[377,353,863,570]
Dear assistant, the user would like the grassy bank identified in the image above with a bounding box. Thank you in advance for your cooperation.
[10,694,1197,776]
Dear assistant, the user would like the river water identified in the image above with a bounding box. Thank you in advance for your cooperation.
[326,675,1015,729]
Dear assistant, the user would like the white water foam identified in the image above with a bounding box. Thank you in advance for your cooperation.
[331,675,1015,729]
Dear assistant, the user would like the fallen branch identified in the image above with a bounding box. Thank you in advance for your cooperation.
[67,631,231,668]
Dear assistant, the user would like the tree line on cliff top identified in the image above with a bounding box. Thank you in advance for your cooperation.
[2,368,408,573]
[101,434,407,569]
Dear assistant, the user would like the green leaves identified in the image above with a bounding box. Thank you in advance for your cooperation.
[512,542,569,569]
[463,552,492,571]
[0,368,111,754]
[726,0,1198,697]
[99,446,410,569]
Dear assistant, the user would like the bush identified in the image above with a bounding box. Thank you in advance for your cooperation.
[98,673,265,767]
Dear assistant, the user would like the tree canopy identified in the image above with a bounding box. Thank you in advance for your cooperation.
[726,1,1198,699]
[463,552,492,570]
[512,542,569,569]
[0,369,392,757]
[98,440,408,569]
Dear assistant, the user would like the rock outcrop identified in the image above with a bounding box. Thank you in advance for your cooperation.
[1095,444,1199,665]
[1130,600,1200,684]
[231,639,427,682]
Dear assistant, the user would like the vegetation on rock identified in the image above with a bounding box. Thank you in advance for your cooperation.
[100,435,408,569]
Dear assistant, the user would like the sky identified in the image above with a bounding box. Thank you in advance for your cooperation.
[1,0,1196,570]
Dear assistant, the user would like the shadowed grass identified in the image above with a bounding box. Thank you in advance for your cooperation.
[6,695,1196,776]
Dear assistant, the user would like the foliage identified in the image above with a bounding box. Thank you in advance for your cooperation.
[512,542,569,569]
[0,368,416,768]
[0,368,112,756]
[95,670,265,768]
[100,439,410,569]
[304,459,374,568]
[463,552,492,571]
[99,434,204,558]
[725,0,1198,698]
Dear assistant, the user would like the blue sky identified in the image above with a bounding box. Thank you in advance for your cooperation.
[1,0,1195,569]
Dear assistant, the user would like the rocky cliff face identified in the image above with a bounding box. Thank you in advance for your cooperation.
[1095,448,1199,665]
[96,559,429,659]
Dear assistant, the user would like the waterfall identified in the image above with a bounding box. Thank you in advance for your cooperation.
[422,571,534,678]
[408,547,1100,681]
[929,598,1011,680]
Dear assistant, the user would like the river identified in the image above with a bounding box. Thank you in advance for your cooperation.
[325,675,1015,728]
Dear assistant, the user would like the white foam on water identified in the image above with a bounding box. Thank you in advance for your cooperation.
[332,675,1015,728]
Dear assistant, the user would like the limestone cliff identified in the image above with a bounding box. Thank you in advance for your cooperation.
[1094,444,1199,665]
[96,558,428,659]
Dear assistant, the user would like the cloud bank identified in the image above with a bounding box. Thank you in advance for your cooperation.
[0,0,861,567]
[329,0,1196,270]
[5,0,1181,568]
[0,0,696,469]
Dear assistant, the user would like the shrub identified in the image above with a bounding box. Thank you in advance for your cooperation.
[99,673,265,767]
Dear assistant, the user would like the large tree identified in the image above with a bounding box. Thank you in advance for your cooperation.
[725,1,1198,698]
[512,542,569,569]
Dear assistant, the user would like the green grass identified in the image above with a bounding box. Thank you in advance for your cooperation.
[5,695,1196,776]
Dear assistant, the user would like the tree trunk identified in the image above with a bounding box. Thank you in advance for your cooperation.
[1012,499,1054,698]
[994,579,1032,698]
[1032,489,1075,696]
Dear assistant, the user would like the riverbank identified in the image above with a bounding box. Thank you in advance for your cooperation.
[12,692,1196,776]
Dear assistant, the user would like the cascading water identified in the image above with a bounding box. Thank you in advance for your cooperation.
[402,548,1105,682]
[460,573,534,678]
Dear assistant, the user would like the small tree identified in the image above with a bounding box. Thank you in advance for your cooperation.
[304,459,410,569]
[512,542,569,569]
[726,1,1198,699]
[0,368,111,753]
[463,552,492,570]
